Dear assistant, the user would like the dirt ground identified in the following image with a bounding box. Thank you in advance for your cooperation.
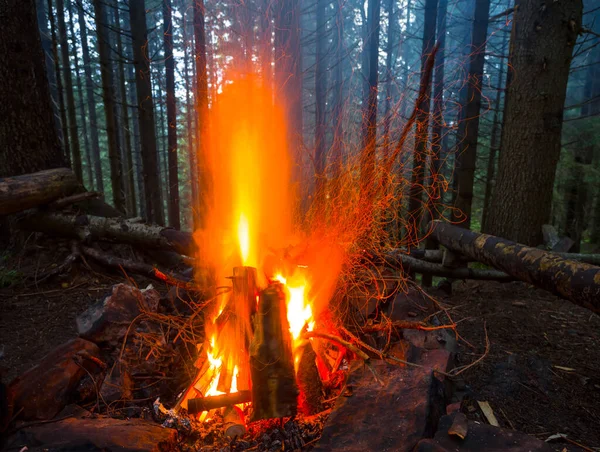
[1,238,600,450]
[447,280,600,450]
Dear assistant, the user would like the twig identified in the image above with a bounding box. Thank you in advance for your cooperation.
[302,331,383,385]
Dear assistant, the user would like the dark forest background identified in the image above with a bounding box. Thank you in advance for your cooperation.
[2,0,599,251]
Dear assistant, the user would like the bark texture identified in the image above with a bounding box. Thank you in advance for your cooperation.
[129,0,164,225]
[0,0,65,177]
[0,168,78,215]
[431,220,600,314]
[486,0,582,245]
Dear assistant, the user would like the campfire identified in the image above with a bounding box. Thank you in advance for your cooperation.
[173,75,341,430]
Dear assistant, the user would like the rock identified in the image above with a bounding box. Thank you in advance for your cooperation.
[100,360,133,404]
[8,339,103,421]
[313,359,447,452]
[415,413,553,451]
[77,283,160,346]
[387,288,437,321]
[403,328,457,354]
[4,416,178,452]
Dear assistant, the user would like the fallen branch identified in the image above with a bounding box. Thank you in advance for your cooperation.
[360,320,457,333]
[48,191,101,210]
[388,254,513,282]
[80,246,200,291]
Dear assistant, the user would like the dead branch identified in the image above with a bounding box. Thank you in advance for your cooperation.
[187,391,252,414]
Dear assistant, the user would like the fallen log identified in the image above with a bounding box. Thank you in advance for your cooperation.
[19,212,195,256]
[387,248,600,267]
[186,391,252,414]
[0,168,80,215]
[430,220,600,314]
[390,254,513,282]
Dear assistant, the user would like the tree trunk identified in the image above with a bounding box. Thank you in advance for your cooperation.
[35,0,62,142]
[67,1,93,189]
[0,168,78,215]
[431,220,600,314]
[274,0,303,174]
[48,0,71,168]
[129,0,164,225]
[94,0,126,213]
[382,0,396,163]
[77,0,104,192]
[193,0,209,229]
[359,0,381,207]
[481,30,509,232]
[0,0,65,177]
[313,0,328,212]
[486,0,582,246]
[113,2,137,217]
[163,0,180,230]
[453,0,491,228]
[330,0,344,202]
[406,0,438,237]
[181,2,198,230]
[56,0,83,183]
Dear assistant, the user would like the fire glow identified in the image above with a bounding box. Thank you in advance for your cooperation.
[183,75,343,420]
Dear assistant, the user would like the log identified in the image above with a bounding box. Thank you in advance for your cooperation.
[186,391,252,414]
[430,220,600,314]
[0,168,80,215]
[392,254,513,282]
[296,339,324,416]
[19,212,195,256]
[387,248,600,267]
[249,283,298,420]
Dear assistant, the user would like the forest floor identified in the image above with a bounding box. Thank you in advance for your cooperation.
[1,238,599,450]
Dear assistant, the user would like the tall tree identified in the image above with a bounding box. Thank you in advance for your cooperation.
[67,1,93,187]
[113,2,137,216]
[78,0,104,192]
[35,0,62,140]
[481,30,509,232]
[453,0,491,228]
[487,0,582,245]
[48,0,71,167]
[0,0,65,176]
[163,0,180,229]
[56,0,83,182]
[407,0,438,236]
[359,0,381,205]
[330,0,344,192]
[129,0,164,225]
[94,0,126,212]
[274,0,303,170]
[193,0,209,229]
[382,0,396,162]
[313,0,328,209]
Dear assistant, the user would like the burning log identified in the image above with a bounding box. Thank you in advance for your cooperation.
[295,339,324,416]
[222,405,246,439]
[430,220,600,314]
[187,391,252,414]
[249,283,298,420]
[0,168,80,215]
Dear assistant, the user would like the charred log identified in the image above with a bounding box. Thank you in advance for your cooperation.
[430,220,600,314]
[0,168,79,215]
[187,391,252,414]
[249,283,298,420]
[296,339,324,416]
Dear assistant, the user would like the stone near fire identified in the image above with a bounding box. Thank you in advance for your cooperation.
[313,359,447,452]
[77,283,159,345]
[100,359,134,404]
[415,413,554,452]
[8,338,103,421]
[4,416,178,452]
